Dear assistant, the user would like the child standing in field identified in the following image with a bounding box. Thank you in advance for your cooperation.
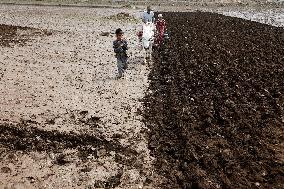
[113,28,128,79]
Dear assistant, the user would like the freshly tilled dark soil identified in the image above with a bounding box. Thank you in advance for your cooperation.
[143,12,284,189]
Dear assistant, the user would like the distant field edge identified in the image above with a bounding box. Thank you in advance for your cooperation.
[0,0,283,9]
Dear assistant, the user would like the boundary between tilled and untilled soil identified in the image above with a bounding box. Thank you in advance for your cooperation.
[143,12,284,189]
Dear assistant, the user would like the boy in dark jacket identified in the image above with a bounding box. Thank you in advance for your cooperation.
[113,28,128,79]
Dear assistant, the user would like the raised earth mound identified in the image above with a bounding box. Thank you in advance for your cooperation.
[0,24,50,47]
[143,12,284,189]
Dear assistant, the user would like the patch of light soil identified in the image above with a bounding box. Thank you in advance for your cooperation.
[0,4,157,189]
[219,9,284,27]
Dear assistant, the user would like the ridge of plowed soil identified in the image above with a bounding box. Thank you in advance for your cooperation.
[143,12,284,189]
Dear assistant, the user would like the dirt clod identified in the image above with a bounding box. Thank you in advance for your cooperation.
[1,166,11,173]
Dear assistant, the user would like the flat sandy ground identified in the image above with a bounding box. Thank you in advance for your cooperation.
[0,4,157,189]
[0,3,283,189]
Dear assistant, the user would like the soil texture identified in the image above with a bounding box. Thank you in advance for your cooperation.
[143,12,284,189]
[0,24,48,47]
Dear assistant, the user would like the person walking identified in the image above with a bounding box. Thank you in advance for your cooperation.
[142,6,155,23]
[113,28,128,79]
[155,14,167,46]
[137,6,155,49]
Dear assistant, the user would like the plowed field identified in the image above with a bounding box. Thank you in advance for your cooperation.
[144,12,284,189]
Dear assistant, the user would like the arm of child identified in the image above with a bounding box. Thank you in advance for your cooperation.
[113,41,123,53]
[122,40,128,51]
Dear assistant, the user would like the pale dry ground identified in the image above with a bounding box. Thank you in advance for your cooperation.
[0,5,158,189]
[219,10,284,27]
[157,5,284,27]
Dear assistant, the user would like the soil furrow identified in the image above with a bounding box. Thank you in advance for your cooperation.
[144,12,284,189]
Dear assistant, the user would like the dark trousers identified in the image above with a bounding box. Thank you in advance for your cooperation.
[117,57,128,77]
